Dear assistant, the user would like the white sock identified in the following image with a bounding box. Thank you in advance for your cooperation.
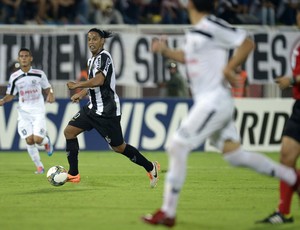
[162,141,190,217]
[27,144,43,168]
[223,148,296,186]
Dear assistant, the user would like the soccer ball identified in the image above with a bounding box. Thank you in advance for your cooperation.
[47,165,68,186]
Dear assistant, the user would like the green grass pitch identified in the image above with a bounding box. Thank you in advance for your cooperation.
[0,151,299,230]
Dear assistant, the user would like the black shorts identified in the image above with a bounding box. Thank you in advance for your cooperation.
[68,105,124,147]
[282,100,300,142]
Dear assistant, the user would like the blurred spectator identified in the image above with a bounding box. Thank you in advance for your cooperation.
[1,0,22,24]
[157,60,189,98]
[277,0,299,25]
[260,0,279,25]
[237,0,250,13]
[231,65,250,98]
[139,0,163,24]
[90,0,123,24]
[20,0,47,24]
[121,0,143,24]
[49,0,74,24]
[160,0,189,24]
[76,0,90,24]
[216,0,240,24]
[72,69,88,96]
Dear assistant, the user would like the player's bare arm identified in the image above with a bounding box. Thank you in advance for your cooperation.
[44,87,55,103]
[151,37,185,63]
[70,89,88,103]
[223,37,255,87]
[67,73,104,90]
[0,94,14,106]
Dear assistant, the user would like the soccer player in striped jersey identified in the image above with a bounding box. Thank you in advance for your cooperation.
[0,48,55,174]
[142,0,300,227]
[64,28,160,188]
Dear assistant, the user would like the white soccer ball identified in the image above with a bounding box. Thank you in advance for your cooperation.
[47,165,68,186]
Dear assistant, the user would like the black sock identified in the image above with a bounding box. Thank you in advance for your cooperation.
[121,144,153,172]
[66,138,79,175]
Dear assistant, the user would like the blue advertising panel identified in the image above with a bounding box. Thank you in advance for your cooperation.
[0,98,202,151]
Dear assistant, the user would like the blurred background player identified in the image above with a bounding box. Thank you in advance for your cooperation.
[257,4,300,224]
[142,0,300,227]
[64,28,160,187]
[0,48,55,174]
[157,60,189,98]
[231,65,250,98]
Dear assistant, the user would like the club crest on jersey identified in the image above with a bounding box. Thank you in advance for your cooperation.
[32,80,37,85]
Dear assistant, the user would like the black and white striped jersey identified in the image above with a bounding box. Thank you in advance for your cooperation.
[87,49,121,117]
[6,67,51,113]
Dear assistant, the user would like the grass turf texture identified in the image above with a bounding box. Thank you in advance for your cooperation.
[0,151,299,230]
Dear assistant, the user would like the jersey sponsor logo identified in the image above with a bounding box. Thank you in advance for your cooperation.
[104,58,111,73]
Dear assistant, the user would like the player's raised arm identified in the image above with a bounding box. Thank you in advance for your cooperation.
[151,37,185,63]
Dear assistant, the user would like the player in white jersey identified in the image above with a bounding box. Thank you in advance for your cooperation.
[0,48,55,174]
[142,0,300,227]
[64,28,160,187]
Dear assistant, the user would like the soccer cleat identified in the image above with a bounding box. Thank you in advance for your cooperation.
[35,166,44,174]
[142,209,176,227]
[147,161,160,188]
[67,174,81,183]
[256,211,294,224]
[44,135,54,156]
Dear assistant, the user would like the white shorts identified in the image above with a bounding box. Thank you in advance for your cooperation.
[167,91,240,151]
[18,110,47,139]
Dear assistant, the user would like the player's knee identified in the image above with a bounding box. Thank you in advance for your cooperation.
[112,143,126,153]
[166,138,189,160]
[64,125,77,139]
[280,150,298,167]
[25,136,35,145]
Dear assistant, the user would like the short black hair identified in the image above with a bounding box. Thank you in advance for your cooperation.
[191,0,214,13]
[18,48,32,56]
[88,28,113,38]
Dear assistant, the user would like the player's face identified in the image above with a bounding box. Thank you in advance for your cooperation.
[18,51,33,68]
[88,32,104,55]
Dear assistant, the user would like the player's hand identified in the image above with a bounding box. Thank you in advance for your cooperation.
[151,36,168,54]
[46,93,55,103]
[223,67,238,87]
[274,76,290,90]
[70,94,81,103]
[0,99,5,106]
[67,81,78,90]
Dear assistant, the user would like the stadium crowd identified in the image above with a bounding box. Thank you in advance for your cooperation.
[0,0,299,25]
